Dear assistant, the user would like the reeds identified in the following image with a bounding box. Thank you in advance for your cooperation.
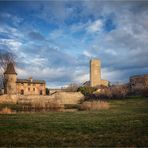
[80,101,109,111]
[0,107,13,114]
[17,98,64,112]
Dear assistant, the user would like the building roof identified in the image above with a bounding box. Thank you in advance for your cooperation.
[16,79,45,84]
[4,62,17,75]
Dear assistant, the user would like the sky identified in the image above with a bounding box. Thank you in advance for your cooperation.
[0,1,148,88]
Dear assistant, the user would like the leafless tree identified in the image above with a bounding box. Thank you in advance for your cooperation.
[65,83,80,92]
[0,50,15,88]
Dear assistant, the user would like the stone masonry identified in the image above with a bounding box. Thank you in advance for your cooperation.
[130,74,148,92]
[4,62,46,95]
[90,59,109,87]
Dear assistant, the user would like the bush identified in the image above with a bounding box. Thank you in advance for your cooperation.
[110,85,129,99]
[64,83,79,92]
[83,85,129,100]
[77,86,97,96]
[140,87,148,97]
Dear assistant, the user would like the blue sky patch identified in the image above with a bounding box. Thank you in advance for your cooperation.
[0,1,148,87]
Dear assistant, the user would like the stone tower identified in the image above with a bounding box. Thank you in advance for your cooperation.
[90,59,101,87]
[4,62,17,94]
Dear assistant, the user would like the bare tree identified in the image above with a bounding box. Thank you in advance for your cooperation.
[65,83,80,92]
[0,50,15,88]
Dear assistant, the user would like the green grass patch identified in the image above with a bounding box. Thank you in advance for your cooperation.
[0,97,148,147]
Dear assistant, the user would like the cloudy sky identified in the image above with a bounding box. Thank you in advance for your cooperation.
[0,1,148,88]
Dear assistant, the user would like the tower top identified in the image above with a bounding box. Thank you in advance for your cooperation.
[4,62,17,75]
[90,59,101,65]
[90,58,101,87]
[90,58,101,62]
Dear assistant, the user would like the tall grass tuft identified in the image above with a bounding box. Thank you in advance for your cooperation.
[79,101,109,111]
[0,107,13,114]
[17,98,64,112]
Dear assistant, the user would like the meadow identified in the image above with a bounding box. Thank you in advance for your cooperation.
[0,97,148,147]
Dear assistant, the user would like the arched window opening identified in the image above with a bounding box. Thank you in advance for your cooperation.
[40,90,42,95]
[21,89,24,95]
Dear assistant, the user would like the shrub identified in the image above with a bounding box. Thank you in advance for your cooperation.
[110,85,129,99]
[83,85,129,100]
[77,86,97,96]
[64,83,80,92]
[140,87,148,97]
[79,101,109,111]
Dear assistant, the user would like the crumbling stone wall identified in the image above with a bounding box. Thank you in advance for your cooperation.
[130,74,148,93]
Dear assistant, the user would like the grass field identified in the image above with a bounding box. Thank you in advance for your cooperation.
[0,97,148,147]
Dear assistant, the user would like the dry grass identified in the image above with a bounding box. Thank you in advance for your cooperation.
[32,100,64,111]
[80,101,109,111]
[18,98,64,111]
[0,97,148,147]
[0,107,13,114]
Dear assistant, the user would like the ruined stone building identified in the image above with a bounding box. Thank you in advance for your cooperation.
[90,59,109,87]
[4,62,46,95]
[129,74,148,92]
[3,59,109,95]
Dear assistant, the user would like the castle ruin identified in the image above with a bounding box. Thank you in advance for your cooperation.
[3,58,109,95]
[90,59,109,87]
[130,74,148,93]
[4,62,46,95]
